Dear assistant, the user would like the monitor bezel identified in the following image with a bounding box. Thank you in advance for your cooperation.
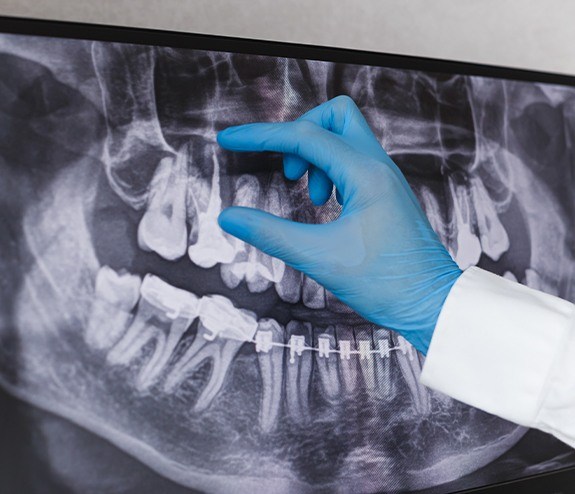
[0,14,573,494]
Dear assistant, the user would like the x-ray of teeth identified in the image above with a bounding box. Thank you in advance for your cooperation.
[0,30,574,494]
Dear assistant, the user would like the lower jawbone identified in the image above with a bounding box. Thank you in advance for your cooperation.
[4,142,567,494]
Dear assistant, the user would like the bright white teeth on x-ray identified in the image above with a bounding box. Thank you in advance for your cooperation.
[275,266,302,303]
[373,330,396,400]
[447,173,482,269]
[286,321,313,424]
[335,325,359,397]
[187,150,236,269]
[137,150,189,261]
[163,295,257,412]
[221,174,281,293]
[392,334,430,415]
[313,325,340,403]
[85,266,141,351]
[107,274,199,392]
[255,318,285,432]
[302,276,326,309]
[468,175,509,260]
[355,326,377,393]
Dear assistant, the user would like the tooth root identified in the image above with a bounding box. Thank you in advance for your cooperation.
[85,266,141,351]
[194,338,243,412]
[302,276,326,309]
[419,185,449,247]
[373,330,397,400]
[285,321,313,424]
[335,325,359,396]
[313,325,340,403]
[447,173,482,269]
[137,150,189,261]
[163,295,255,411]
[275,266,302,303]
[264,173,288,283]
[106,274,198,391]
[255,319,285,433]
[468,176,509,261]
[392,333,431,415]
[355,326,376,392]
[187,150,237,268]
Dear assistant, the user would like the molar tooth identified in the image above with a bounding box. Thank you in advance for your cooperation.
[255,319,285,433]
[313,325,340,403]
[163,295,256,412]
[275,266,302,304]
[373,330,397,400]
[355,326,376,393]
[447,173,482,269]
[221,175,274,293]
[468,176,509,261]
[335,325,359,397]
[302,276,326,309]
[85,266,141,351]
[285,321,313,425]
[137,148,189,261]
[392,334,430,415]
[187,149,237,268]
[106,274,199,392]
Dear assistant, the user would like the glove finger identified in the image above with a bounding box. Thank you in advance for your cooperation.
[283,153,308,180]
[217,121,368,196]
[218,206,322,270]
[299,95,391,162]
[308,166,333,206]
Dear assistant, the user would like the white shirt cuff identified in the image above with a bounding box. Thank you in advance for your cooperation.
[420,266,575,447]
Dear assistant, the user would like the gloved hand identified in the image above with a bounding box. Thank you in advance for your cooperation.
[217,96,462,355]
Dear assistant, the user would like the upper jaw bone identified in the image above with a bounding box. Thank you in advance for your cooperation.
[137,146,190,261]
[163,295,257,412]
[106,274,199,392]
[85,266,141,351]
[187,149,237,269]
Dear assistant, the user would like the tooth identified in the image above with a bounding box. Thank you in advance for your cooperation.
[255,318,285,433]
[137,147,189,261]
[263,173,288,283]
[325,289,353,314]
[275,266,302,303]
[418,185,449,247]
[468,176,509,261]
[187,149,237,269]
[85,266,141,351]
[373,330,397,400]
[302,276,326,309]
[106,275,199,392]
[392,333,430,415]
[285,321,313,424]
[335,325,359,397]
[220,175,273,293]
[447,173,482,269]
[355,326,376,393]
[313,325,340,403]
[503,271,518,282]
[163,295,257,412]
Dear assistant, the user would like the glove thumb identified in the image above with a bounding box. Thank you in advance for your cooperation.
[218,206,318,270]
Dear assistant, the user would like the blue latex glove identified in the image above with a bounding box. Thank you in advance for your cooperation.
[217,96,462,355]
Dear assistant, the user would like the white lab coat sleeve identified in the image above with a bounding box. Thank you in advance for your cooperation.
[420,266,575,448]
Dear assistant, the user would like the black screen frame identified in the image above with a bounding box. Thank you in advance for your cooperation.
[0,14,574,494]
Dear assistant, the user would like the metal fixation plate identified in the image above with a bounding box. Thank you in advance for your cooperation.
[339,340,351,360]
[289,335,306,364]
[377,339,390,359]
[358,340,372,360]
[397,335,414,361]
[318,336,331,358]
[255,331,273,353]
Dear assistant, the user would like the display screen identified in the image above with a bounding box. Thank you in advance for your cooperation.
[0,19,574,494]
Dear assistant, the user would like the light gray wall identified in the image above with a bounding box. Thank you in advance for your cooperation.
[0,0,574,75]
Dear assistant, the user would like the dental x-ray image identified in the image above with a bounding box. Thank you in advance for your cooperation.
[0,30,574,494]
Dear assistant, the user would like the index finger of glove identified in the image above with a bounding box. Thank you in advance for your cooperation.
[217,121,367,194]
